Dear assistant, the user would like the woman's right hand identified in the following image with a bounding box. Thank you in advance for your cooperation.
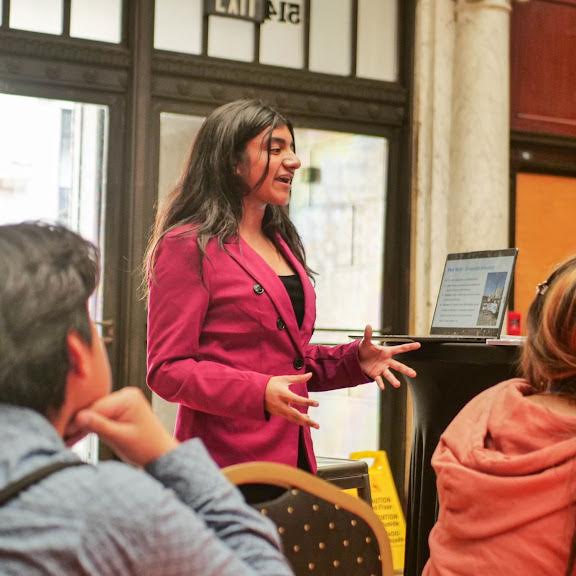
[265,373,320,429]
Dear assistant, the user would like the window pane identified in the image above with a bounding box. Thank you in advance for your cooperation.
[208,15,254,62]
[291,128,388,457]
[158,113,204,203]
[291,129,387,329]
[260,0,304,69]
[309,0,351,76]
[357,0,398,81]
[70,0,122,43]
[154,0,202,55]
[10,0,63,34]
[153,112,206,433]
[0,93,109,463]
[0,94,107,240]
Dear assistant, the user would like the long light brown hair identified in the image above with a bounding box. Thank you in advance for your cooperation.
[521,256,576,396]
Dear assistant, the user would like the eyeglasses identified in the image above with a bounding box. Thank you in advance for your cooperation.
[536,280,549,296]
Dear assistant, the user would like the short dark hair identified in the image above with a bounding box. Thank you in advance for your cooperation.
[0,222,99,416]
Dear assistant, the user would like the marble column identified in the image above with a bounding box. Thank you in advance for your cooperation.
[448,0,512,252]
[411,0,457,333]
[411,0,513,332]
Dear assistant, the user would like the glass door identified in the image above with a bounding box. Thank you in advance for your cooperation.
[0,92,110,462]
[155,113,389,457]
[291,128,388,458]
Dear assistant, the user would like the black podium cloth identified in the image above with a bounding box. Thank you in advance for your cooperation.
[399,342,520,576]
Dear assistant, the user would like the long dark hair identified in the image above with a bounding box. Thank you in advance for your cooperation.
[520,256,576,576]
[144,99,312,287]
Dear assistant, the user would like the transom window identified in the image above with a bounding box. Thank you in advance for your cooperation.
[2,0,123,43]
[156,0,398,80]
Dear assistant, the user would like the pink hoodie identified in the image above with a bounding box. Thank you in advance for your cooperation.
[423,379,576,576]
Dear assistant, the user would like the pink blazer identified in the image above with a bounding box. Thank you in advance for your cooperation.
[147,225,370,472]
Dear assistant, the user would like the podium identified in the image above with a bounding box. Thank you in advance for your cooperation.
[398,342,520,576]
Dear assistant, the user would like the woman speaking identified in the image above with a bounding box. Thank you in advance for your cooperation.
[145,99,419,472]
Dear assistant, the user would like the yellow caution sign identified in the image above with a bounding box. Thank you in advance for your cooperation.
[349,450,406,573]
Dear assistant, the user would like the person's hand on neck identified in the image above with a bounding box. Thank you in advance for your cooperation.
[71,387,179,467]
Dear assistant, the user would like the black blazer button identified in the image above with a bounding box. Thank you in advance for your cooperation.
[276,317,286,330]
[293,358,304,370]
[253,283,265,295]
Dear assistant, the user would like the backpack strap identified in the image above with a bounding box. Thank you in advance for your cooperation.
[0,460,87,506]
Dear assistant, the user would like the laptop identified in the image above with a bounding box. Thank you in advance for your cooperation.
[373,248,518,344]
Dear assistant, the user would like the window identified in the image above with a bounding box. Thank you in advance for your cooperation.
[154,0,203,55]
[10,0,63,34]
[0,93,109,463]
[291,128,388,456]
[259,0,304,69]
[70,0,122,43]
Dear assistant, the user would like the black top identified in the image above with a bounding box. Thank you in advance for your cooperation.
[279,274,304,328]
[278,273,310,472]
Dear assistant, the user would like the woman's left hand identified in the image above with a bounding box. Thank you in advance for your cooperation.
[358,325,421,390]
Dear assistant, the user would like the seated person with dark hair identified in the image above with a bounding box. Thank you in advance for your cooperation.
[0,221,293,576]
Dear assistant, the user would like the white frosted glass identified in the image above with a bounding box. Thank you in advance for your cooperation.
[357,0,398,81]
[70,0,122,43]
[290,127,388,458]
[153,112,206,434]
[154,0,202,55]
[158,112,205,202]
[291,129,387,331]
[309,0,351,76]
[208,15,254,62]
[10,0,63,34]
[310,387,380,458]
[259,0,304,69]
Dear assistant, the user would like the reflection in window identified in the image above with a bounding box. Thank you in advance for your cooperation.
[260,0,304,69]
[208,15,255,62]
[357,0,398,81]
[309,0,352,76]
[10,0,63,34]
[154,0,203,55]
[70,0,122,44]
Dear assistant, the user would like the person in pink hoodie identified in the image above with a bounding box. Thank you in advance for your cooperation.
[424,256,576,576]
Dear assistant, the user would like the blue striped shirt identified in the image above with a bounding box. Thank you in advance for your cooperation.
[0,404,293,575]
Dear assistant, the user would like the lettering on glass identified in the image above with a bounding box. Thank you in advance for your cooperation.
[204,0,266,23]
[266,1,301,25]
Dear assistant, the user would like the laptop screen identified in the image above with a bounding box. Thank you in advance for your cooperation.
[430,249,518,337]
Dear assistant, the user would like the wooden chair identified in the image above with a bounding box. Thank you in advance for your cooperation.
[224,462,394,576]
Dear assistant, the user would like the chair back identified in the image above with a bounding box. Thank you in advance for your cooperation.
[224,462,394,576]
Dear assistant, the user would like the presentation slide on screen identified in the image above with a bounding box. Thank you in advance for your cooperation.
[431,255,515,329]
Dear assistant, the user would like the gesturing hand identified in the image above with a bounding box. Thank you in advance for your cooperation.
[358,325,421,390]
[71,387,179,467]
[265,373,320,429]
